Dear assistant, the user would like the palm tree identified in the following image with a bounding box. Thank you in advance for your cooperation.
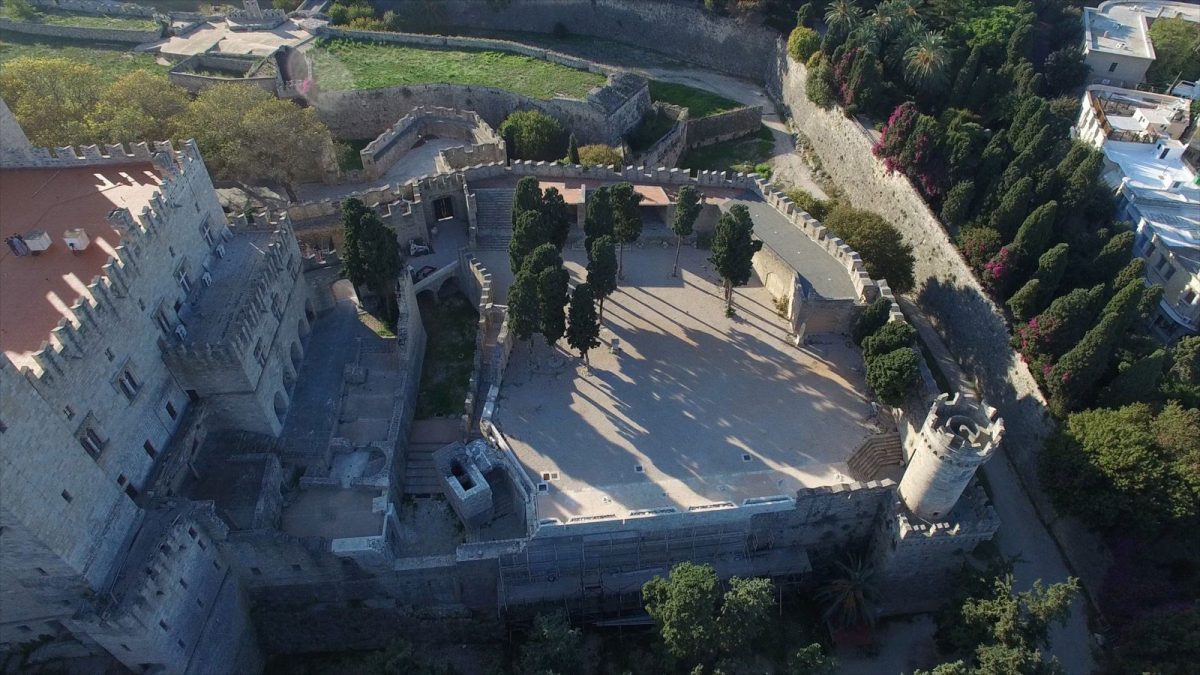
[816,556,879,629]
[904,31,950,91]
[824,0,863,37]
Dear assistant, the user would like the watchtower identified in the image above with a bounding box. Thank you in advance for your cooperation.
[897,393,1004,520]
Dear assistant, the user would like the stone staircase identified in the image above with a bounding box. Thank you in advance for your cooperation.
[846,432,904,482]
[403,444,444,496]
[474,188,514,250]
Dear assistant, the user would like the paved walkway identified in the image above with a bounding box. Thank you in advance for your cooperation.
[899,297,1097,673]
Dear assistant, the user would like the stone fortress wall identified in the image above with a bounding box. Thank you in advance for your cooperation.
[168,53,282,96]
[0,0,164,43]
[373,0,779,79]
[358,106,506,180]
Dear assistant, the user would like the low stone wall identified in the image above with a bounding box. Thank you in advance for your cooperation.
[168,54,280,95]
[373,0,779,80]
[0,16,161,43]
[685,105,762,149]
[359,106,504,180]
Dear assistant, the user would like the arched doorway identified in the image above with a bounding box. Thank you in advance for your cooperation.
[273,391,288,426]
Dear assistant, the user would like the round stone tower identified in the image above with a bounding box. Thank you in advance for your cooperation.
[897,393,1004,521]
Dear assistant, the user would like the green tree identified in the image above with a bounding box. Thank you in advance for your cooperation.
[788,25,821,62]
[173,84,334,200]
[643,562,722,665]
[1047,280,1149,413]
[959,227,1003,275]
[587,235,618,324]
[1088,230,1135,286]
[824,0,863,39]
[507,269,540,351]
[1163,335,1200,406]
[805,53,837,109]
[87,70,189,145]
[862,320,915,361]
[851,297,892,345]
[1112,605,1200,675]
[1041,402,1200,532]
[566,282,601,365]
[904,31,950,91]
[577,144,623,167]
[1010,201,1057,262]
[1145,18,1200,87]
[512,176,544,228]
[517,612,583,675]
[929,575,1079,675]
[541,187,571,251]
[823,205,915,293]
[1043,47,1089,96]
[584,185,615,258]
[611,182,644,279]
[671,185,702,277]
[341,200,400,321]
[1098,349,1167,408]
[866,346,920,406]
[566,133,580,165]
[0,57,102,146]
[708,205,763,314]
[987,176,1034,239]
[510,210,549,274]
[786,643,838,675]
[524,244,569,348]
[499,109,566,161]
[941,180,976,230]
[643,563,778,667]
[816,556,878,629]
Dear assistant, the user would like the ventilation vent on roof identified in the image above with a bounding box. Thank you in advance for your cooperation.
[24,229,51,253]
[64,228,90,253]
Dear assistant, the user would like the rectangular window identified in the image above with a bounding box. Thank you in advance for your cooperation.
[159,620,169,631]
[1164,267,1176,281]
[155,306,173,334]
[61,490,72,503]
[250,567,262,576]
[253,340,266,367]
[178,578,188,589]
[1108,62,1118,72]
[177,267,191,294]
[166,401,177,419]
[125,484,139,500]
[1183,290,1196,304]
[63,405,75,420]
[201,225,214,247]
[79,420,106,459]
[117,474,127,486]
[116,365,140,401]
[105,348,114,361]
[144,440,157,459]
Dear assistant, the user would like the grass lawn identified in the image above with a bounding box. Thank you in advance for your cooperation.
[678,124,773,173]
[649,80,741,118]
[0,34,164,83]
[36,11,160,31]
[335,139,369,172]
[311,38,607,99]
[414,292,479,419]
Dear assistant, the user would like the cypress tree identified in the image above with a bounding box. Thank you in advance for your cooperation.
[567,133,580,165]
[584,186,614,261]
[708,205,762,314]
[988,176,1035,239]
[940,180,975,229]
[565,282,601,365]
[1098,349,1167,408]
[513,176,543,228]
[671,185,702,277]
[507,269,540,352]
[1048,281,1147,413]
[611,182,644,279]
[851,297,893,345]
[587,235,618,323]
[950,46,983,108]
[537,264,569,347]
[541,187,571,251]
[1090,231,1136,286]
[510,210,548,274]
[1011,201,1058,261]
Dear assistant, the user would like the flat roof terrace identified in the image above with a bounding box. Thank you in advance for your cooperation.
[487,246,876,523]
[0,164,161,369]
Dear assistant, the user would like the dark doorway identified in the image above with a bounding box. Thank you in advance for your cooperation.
[433,196,454,220]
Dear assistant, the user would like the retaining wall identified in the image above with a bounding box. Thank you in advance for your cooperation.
[31,0,156,17]
[685,105,762,149]
[766,51,1054,489]
[0,16,161,42]
[373,0,779,80]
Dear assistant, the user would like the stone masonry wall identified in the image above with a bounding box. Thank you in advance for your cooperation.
[375,0,779,79]
[0,17,161,43]
[685,106,762,149]
[767,52,1055,508]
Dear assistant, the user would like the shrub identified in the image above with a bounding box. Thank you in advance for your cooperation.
[958,226,1002,274]
[805,54,837,109]
[4,0,38,19]
[862,320,915,361]
[788,25,820,62]
[784,188,830,220]
[851,297,892,345]
[867,348,920,406]
[577,144,623,167]
[500,110,567,161]
[940,180,975,230]
[823,205,915,293]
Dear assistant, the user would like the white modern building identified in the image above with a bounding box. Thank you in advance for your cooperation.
[1082,1,1200,88]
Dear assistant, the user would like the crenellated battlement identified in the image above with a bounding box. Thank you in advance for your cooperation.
[2,139,202,171]
[925,392,1004,461]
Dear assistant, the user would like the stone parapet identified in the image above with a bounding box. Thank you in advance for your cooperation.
[0,16,161,43]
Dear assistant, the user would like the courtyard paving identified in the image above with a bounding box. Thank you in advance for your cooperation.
[483,246,877,522]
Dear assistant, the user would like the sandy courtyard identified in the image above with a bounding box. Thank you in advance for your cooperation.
[485,247,877,522]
